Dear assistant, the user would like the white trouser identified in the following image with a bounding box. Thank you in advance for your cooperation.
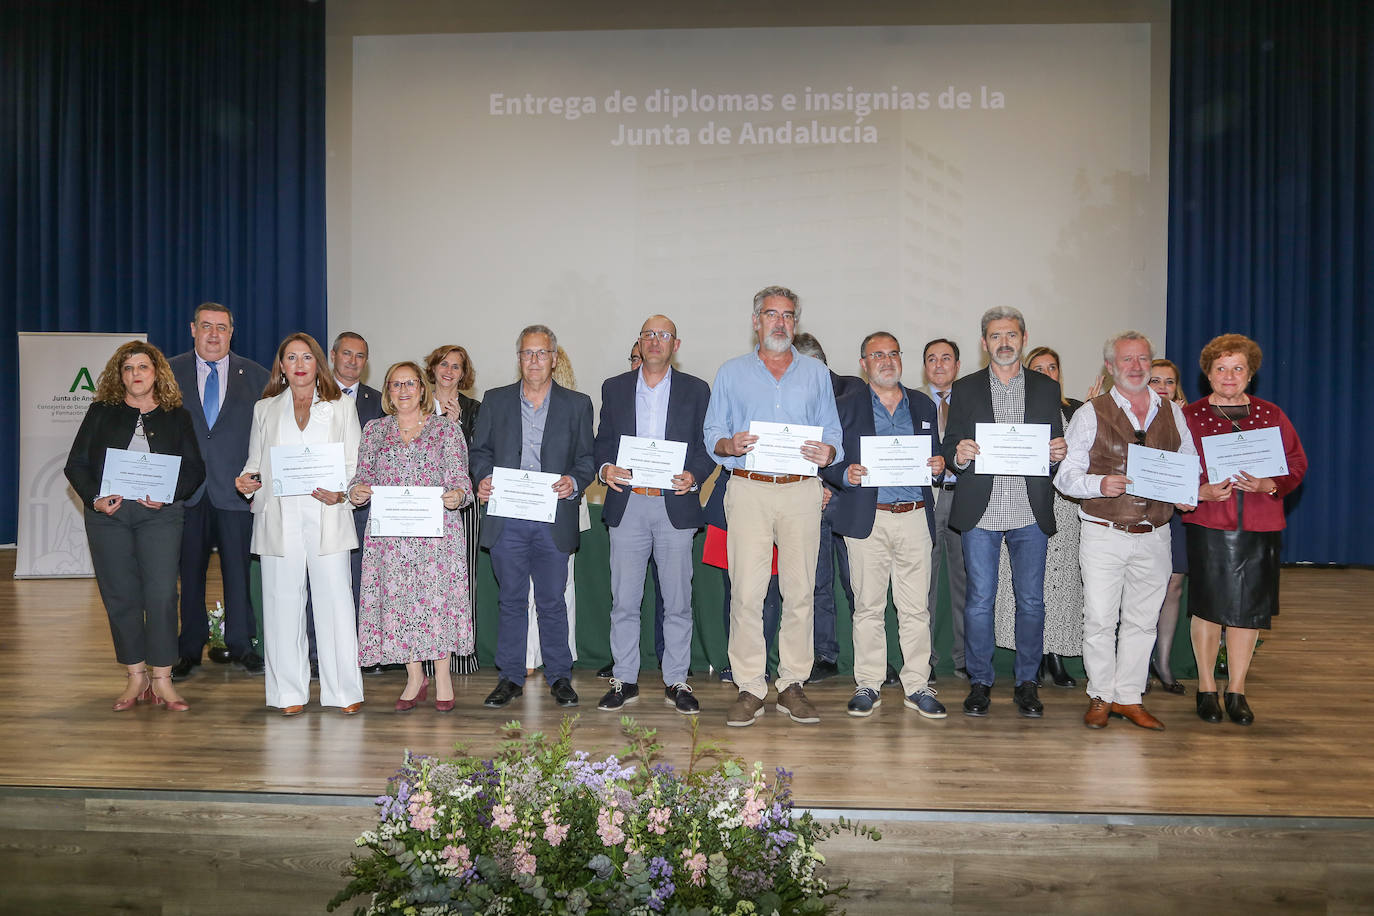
[1079,522,1171,705]
[846,508,933,694]
[260,496,364,708]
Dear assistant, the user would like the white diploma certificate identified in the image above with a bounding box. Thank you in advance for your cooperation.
[1201,426,1288,484]
[101,448,182,503]
[369,486,444,537]
[973,423,1051,476]
[270,442,347,496]
[487,467,560,523]
[614,436,688,490]
[1125,444,1199,506]
[745,420,822,476]
[859,435,932,488]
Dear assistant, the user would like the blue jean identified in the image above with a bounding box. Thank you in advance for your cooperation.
[490,518,572,686]
[961,524,1047,686]
[812,509,846,664]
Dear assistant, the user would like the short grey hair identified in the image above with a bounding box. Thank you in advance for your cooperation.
[1103,330,1155,363]
[752,285,800,318]
[331,330,367,353]
[979,306,1026,338]
[860,331,900,358]
[517,324,558,353]
[792,332,827,364]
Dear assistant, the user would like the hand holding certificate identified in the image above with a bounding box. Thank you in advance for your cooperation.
[101,448,182,504]
[614,436,688,490]
[859,435,932,487]
[369,486,444,537]
[973,423,1051,476]
[744,421,823,476]
[1201,426,1288,485]
[271,442,347,496]
[487,467,560,523]
[1125,444,1199,506]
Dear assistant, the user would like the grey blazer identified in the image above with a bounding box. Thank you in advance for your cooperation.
[170,350,270,511]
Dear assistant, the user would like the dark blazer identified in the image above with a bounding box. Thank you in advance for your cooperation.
[354,383,386,427]
[469,381,595,553]
[821,385,938,540]
[831,370,867,399]
[594,369,713,530]
[940,367,1065,535]
[169,351,270,511]
[65,402,206,506]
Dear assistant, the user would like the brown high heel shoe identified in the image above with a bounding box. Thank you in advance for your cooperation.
[395,677,429,712]
[149,674,190,712]
[113,667,153,711]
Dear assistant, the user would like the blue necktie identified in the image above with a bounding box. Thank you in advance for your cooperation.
[204,362,220,428]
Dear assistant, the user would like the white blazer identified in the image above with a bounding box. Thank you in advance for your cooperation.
[240,390,362,557]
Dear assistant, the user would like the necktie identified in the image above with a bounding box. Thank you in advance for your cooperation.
[204,362,220,428]
[343,386,355,398]
[938,390,949,439]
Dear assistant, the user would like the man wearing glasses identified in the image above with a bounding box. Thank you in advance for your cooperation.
[470,324,595,709]
[1053,331,1195,731]
[593,315,714,715]
[703,286,843,727]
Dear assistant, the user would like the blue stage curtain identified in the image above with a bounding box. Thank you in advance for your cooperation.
[1168,0,1372,564]
[0,1,325,542]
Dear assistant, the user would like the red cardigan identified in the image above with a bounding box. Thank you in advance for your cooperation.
[1182,396,1308,532]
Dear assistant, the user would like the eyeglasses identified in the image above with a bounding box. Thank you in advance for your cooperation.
[628,356,642,365]
[865,350,902,362]
[638,330,675,342]
[388,378,419,390]
[517,349,554,362]
[760,309,797,323]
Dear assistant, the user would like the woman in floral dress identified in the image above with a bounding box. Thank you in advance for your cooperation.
[348,361,474,712]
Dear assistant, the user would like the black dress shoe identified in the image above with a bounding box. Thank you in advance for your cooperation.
[361,664,384,676]
[236,652,265,675]
[806,658,839,684]
[1196,691,1223,723]
[208,646,233,664]
[170,656,199,681]
[597,663,614,678]
[963,683,991,717]
[550,678,579,707]
[1041,653,1077,688]
[483,679,523,708]
[884,664,902,688]
[1014,681,1044,718]
[1224,691,1254,726]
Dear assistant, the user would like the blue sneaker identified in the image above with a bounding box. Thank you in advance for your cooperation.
[846,687,881,717]
[905,688,948,719]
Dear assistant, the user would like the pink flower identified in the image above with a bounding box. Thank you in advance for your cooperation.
[513,840,537,875]
[647,806,671,836]
[596,806,626,846]
[741,787,766,829]
[491,803,517,831]
[409,804,437,832]
[442,844,472,872]
[681,848,708,887]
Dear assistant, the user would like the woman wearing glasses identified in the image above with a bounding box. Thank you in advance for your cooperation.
[349,361,474,712]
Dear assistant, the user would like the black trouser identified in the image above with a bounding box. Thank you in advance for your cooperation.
[177,499,256,658]
[86,502,185,667]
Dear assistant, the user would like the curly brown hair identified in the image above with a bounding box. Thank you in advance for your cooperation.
[261,333,343,401]
[424,345,476,391]
[379,361,434,416]
[94,340,182,410]
[1199,333,1262,376]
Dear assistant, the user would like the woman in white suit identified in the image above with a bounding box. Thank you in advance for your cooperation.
[235,333,363,716]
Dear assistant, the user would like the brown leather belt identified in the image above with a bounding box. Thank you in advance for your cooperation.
[1085,518,1157,534]
[631,486,663,497]
[731,469,807,485]
[876,501,924,513]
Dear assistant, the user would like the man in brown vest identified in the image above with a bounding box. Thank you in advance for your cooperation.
[1054,331,1196,730]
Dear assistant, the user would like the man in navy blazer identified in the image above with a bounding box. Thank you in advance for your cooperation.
[592,315,714,715]
[330,331,385,608]
[941,306,1068,720]
[823,331,948,719]
[470,324,595,709]
[169,302,270,678]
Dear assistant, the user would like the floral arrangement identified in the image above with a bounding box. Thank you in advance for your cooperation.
[330,716,879,915]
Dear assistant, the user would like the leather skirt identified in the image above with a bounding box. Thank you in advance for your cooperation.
[1185,523,1281,629]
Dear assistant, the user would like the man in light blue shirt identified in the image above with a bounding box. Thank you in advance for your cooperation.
[703,286,842,727]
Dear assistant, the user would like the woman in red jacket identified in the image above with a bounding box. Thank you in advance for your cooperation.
[1184,334,1307,726]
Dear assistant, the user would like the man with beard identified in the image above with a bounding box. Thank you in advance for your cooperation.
[942,307,1067,718]
[1054,331,1196,730]
[703,286,843,727]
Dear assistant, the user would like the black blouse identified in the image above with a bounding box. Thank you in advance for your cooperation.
[64,401,207,507]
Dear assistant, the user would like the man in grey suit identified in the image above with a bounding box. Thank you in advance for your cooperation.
[169,302,270,678]
[470,324,595,709]
[922,338,967,680]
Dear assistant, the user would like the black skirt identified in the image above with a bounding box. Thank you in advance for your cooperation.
[1185,524,1281,629]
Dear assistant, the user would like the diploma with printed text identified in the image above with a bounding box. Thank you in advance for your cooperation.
[1125,444,1199,505]
[859,435,932,487]
[614,436,688,490]
[745,420,822,476]
[1201,426,1288,485]
[271,442,347,496]
[487,467,560,523]
[101,448,181,503]
[369,486,444,537]
[973,423,1051,476]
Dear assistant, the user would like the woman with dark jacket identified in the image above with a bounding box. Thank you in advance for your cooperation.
[65,340,205,712]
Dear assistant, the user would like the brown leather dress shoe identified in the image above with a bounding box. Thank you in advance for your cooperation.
[281,705,305,717]
[1084,696,1111,729]
[341,702,364,715]
[1110,702,1165,731]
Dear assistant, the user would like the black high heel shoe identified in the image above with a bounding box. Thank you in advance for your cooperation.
[1040,653,1077,688]
[1150,659,1186,695]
